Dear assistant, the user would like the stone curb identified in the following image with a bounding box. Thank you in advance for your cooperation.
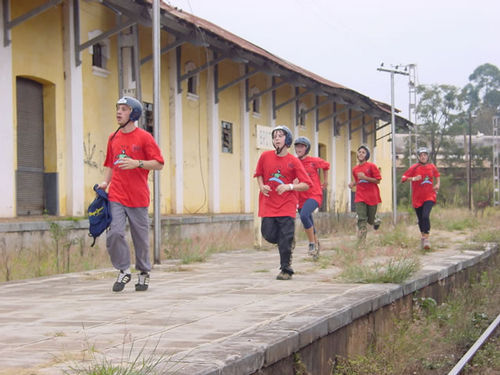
[166,244,498,375]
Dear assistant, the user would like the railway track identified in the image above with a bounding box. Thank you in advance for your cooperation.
[447,313,500,374]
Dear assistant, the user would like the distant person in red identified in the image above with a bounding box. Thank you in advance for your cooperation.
[293,137,330,260]
[348,145,382,243]
[401,146,440,250]
[254,126,312,280]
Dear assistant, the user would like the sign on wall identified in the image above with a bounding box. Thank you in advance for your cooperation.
[256,125,274,150]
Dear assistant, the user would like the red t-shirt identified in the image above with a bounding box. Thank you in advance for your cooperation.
[352,162,382,205]
[254,150,312,218]
[104,127,164,207]
[402,163,440,208]
[297,156,330,208]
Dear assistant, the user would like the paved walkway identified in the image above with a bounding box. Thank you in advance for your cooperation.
[0,238,496,375]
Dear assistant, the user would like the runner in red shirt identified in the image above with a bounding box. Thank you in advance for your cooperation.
[254,126,312,280]
[293,137,330,259]
[401,146,440,250]
[97,97,164,292]
[348,145,382,243]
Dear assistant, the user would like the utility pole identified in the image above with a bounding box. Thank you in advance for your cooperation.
[377,64,409,225]
[152,0,161,263]
[493,112,500,206]
[407,64,417,201]
[468,112,472,211]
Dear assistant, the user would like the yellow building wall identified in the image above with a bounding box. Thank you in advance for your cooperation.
[248,74,271,212]
[274,85,295,129]
[297,93,313,142]
[11,1,66,213]
[217,60,243,213]
[137,26,172,214]
[376,122,393,213]
[318,103,332,208]
[79,2,120,208]
[318,103,332,155]
[333,107,349,213]
[7,2,396,218]
[177,44,210,213]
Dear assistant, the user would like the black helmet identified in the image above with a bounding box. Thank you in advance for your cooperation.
[271,125,293,147]
[116,96,143,122]
[294,136,311,155]
[357,144,370,160]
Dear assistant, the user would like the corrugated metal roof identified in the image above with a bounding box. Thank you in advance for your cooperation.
[159,2,350,90]
[143,1,411,128]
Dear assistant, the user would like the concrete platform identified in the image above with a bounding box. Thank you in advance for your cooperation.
[0,239,497,375]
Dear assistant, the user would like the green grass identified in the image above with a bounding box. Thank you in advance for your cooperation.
[340,257,420,284]
[432,207,481,231]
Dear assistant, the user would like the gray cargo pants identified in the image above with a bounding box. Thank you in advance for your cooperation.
[107,201,151,273]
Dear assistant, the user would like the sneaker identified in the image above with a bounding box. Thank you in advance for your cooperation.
[276,271,292,280]
[314,240,320,260]
[423,238,431,250]
[374,218,381,230]
[135,272,150,291]
[307,243,316,257]
[112,270,131,292]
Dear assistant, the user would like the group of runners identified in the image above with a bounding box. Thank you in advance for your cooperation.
[255,125,440,280]
[97,97,441,290]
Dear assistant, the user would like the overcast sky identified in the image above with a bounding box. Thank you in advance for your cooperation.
[164,0,500,119]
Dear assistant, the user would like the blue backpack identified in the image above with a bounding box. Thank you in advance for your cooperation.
[88,184,112,247]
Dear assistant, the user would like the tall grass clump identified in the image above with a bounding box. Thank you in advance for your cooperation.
[340,257,419,284]
[63,335,178,375]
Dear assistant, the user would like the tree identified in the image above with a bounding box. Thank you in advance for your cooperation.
[463,63,500,135]
[415,84,463,163]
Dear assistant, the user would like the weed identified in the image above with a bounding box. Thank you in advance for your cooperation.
[293,353,310,375]
[340,257,419,284]
[63,332,179,375]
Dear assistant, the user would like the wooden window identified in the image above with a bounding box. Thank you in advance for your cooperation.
[92,43,103,68]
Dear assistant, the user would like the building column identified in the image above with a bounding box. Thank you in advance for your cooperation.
[240,66,250,213]
[168,45,183,214]
[0,4,15,217]
[346,127,352,212]
[313,103,319,157]
[207,52,220,213]
[330,114,337,212]
[63,0,84,216]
